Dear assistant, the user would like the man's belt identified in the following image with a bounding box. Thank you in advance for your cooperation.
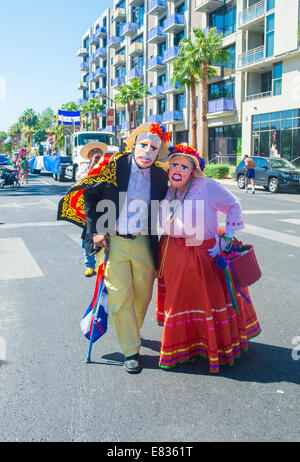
[115,231,137,240]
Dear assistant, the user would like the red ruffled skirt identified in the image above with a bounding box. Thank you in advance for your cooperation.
[156,235,262,373]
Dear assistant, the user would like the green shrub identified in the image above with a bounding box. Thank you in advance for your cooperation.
[204,164,230,179]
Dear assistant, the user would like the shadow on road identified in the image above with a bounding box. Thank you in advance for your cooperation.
[138,338,300,385]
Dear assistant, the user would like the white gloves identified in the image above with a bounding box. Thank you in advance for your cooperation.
[208,230,235,258]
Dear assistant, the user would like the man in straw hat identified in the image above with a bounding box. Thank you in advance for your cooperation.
[76,142,109,277]
[83,122,172,373]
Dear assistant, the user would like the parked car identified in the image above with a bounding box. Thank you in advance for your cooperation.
[235,156,300,193]
[0,155,10,166]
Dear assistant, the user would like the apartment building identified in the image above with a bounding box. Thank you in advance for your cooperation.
[77,0,300,163]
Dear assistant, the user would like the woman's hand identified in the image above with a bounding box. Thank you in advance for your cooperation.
[208,234,232,258]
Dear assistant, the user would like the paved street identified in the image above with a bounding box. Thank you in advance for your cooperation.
[0,173,300,442]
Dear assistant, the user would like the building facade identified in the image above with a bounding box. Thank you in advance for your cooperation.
[77,0,300,164]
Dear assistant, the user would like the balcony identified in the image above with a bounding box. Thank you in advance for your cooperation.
[113,7,126,22]
[163,46,181,63]
[162,81,182,93]
[207,97,236,117]
[95,68,107,79]
[147,55,166,72]
[77,81,88,90]
[163,111,184,123]
[148,85,165,98]
[77,47,88,57]
[107,36,122,49]
[95,27,107,39]
[163,14,185,34]
[147,114,163,124]
[95,88,107,97]
[128,67,143,79]
[98,109,107,117]
[95,47,107,59]
[148,26,167,44]
[113,54,126,67]
[128,41,143,56]
[148,0,167,15]
[77,98,87,105]
[195,0,224,13]
[238,45,265,70]
[90,34,99,46]
[239,0,265,30]
[88,54,97,64]
[245,90,272,102]
[111,77,125,87]
[80,62,89,72]
[106,125,121,132]
[122,22,139,36]
[87,72,96,82]
[89,92,97,99]
[129,0,144,6]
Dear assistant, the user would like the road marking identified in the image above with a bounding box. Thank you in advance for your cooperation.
[0,221,67,230]
[0,199,57,210]
[0,238,44,280]
[244,210,300,215]
[241,224,300,249]
[279,218,300,226]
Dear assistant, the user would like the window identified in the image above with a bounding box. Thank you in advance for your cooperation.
[158,99,166,114]
[209,1,236,37]
[208,78,235,101]
[175,3,185,15]
[266,14,275,57]
[267,0,275,10]
[273,62,282,96]
[174,93,185,111]
[261,71,272,93]
[158,42,167,56]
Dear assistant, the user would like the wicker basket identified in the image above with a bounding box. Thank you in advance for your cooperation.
[229,245,262,288]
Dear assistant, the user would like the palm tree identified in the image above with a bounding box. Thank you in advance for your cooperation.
[172,27,230,160]
[87,98,106,131]
[54,124,66,151]
[114,83,132,132]
[127,79,149,130]
[8,123,22,149]
[0,131,7,154]
[61,102,80,112]
[19,108,38,145]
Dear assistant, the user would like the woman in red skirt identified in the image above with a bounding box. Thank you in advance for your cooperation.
[156,145,262,373]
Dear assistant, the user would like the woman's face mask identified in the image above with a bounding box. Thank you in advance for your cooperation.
[134,137,161,168]
[168,156,194,189]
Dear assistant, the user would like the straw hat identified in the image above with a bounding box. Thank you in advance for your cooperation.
[125,123,172,160]
[80,142,108,160]
[161,144,205,178]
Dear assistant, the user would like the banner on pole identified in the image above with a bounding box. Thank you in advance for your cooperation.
[58,110,80,126]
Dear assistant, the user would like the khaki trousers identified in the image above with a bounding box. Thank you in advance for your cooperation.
[96,235,156,357]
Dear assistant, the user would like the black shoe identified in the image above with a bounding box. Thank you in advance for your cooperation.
[123,354,141,374]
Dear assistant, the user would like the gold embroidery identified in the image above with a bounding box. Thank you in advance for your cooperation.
[60,192,86,226]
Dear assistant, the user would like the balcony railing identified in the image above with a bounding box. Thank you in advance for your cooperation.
[122,22,138,36]
[208,97,235,114]
[111,77,125,87]
[147,114,163,123]
[163,111,184,122]
[148,85,164,97]
[90,34,99,45]
[95,27,107,39]
[95,88,107,96]
[148,26,166,43]
[77,47,88,57]
[77,82,88,90]
[107,36,122,48]
[113,54,126,67]
[239,0,265,28]
[245,90,272,101]
[80,62,89,72]
[128,67,143,79]
[147,55,165,71]
[95,68,107,78]
[162,81,182,93]
[95,47,107,59]
[163,46,181,62]
[163,14,185,33]
[113,7,126,22]
[128,41,143,55]
[148,0,167,15]
[238,45,265,68]
[195,0,224,13]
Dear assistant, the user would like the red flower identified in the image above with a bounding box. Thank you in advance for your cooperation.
[150,123,171,144]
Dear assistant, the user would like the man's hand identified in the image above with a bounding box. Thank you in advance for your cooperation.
[93,234,110,250]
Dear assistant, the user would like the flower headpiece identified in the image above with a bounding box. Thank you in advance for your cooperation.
[149,123,172,144]
[168,144,205,171]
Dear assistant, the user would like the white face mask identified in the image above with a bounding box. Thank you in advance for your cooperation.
[134,136,161,168]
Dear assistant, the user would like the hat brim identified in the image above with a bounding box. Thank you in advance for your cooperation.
[160,153,205,178]
[125,123,172,160]
[80,142,108,160]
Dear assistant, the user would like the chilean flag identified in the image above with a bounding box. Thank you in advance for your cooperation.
[80,263,108,343]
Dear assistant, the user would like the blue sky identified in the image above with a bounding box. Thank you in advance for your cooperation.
[0,0,113,132]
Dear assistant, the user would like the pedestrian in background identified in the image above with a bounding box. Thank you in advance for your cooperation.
[244,154,256,194]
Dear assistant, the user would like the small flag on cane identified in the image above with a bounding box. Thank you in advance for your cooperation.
[81,249,109,362]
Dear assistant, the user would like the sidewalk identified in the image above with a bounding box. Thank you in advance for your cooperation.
[216,177,236,185]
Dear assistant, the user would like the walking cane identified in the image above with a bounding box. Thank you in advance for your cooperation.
[86,247,110,364]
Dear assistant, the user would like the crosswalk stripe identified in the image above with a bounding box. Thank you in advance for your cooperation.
[68,233,82,246]
[279,218,300,226]
[241,224,300,249]
[0,221,67,230]
[0,238,44,280]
